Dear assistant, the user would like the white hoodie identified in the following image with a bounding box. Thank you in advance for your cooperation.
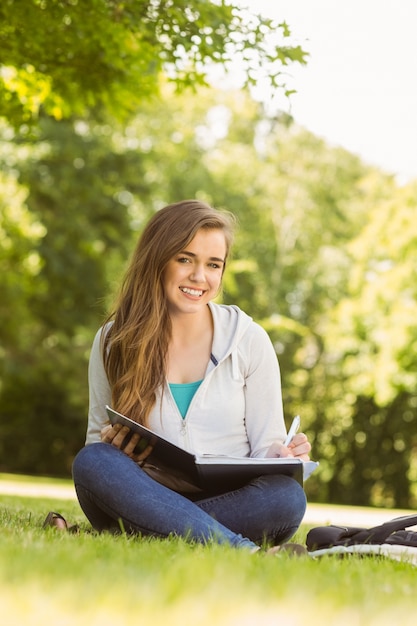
[86,302,286,459]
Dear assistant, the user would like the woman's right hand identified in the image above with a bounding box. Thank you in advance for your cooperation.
[100,423,153,464]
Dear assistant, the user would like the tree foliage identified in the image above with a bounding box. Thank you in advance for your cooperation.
[311,178,417,507]
[0,0,307,126]
[0,115,151,474]
[2,85,417,509]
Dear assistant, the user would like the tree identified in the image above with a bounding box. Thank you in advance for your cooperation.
[311,177,417,507]
[0,0,307,126]
[0,114,153,475]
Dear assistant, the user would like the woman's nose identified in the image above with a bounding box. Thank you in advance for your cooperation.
[190,264,205,281]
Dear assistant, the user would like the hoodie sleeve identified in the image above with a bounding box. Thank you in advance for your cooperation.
[85,326,112,444]
[240,321,286,457]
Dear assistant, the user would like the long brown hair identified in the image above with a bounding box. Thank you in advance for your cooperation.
[102,199,236,425]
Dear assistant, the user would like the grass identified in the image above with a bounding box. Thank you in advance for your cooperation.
[0,477,416,626]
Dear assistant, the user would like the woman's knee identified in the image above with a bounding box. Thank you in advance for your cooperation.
[262,474,307,519]
[72,442,117,482]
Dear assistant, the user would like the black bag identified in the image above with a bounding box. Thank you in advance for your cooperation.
[306,514,417,564]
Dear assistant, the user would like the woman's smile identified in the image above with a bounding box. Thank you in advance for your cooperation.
[179,286,205,298]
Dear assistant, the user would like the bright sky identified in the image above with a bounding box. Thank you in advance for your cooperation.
[240,0,417,184]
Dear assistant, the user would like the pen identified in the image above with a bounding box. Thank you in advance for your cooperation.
[284,415,300,447]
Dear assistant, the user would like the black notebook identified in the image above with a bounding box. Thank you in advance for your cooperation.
[106,405,318,491]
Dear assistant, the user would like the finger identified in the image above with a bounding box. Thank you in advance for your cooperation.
[290,439,311,452]
[111,425,133,449]
[288,432,308,447]
[266,442,286,458]
[136,443,154,463]
[291,441,312,459]
[101,423,122,443]
[288,433,309,452]
[279,445,295,458]
[100,424,112,441]
[122,432,141,456]
[295,451,311,461]
[266,442,295,459]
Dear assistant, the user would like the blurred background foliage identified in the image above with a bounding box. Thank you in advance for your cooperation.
[1,1,416,508]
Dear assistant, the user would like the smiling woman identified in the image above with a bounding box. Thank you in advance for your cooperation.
[164,229,227,383]
[72,199,312,553]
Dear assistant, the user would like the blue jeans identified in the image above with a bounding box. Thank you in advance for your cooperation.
[72,443,306,550]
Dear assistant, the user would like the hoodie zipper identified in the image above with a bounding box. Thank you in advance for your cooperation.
[166,383,190,448]
[168,355,219,449]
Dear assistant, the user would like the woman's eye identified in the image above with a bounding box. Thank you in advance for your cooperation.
[177,257,190,263]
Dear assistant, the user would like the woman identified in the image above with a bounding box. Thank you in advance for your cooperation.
[72,199,311,552]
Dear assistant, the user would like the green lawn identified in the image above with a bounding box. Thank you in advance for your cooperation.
[0,476,415,626]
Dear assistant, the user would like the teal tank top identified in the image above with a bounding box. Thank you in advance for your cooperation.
[169,380,202,418]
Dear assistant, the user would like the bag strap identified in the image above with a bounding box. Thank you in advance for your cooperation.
[347,514,417,545]
[306,514,417,550]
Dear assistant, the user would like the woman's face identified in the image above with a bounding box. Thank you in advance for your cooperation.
[163,228,227,316]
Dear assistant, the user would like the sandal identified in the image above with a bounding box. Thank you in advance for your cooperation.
[266,543,309,557]
[42,511,80,534]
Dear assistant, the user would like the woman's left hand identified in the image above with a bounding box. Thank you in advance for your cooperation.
[101,423,154,465]
[266,433,311,461]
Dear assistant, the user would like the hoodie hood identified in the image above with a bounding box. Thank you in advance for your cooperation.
[208,302,253,366]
